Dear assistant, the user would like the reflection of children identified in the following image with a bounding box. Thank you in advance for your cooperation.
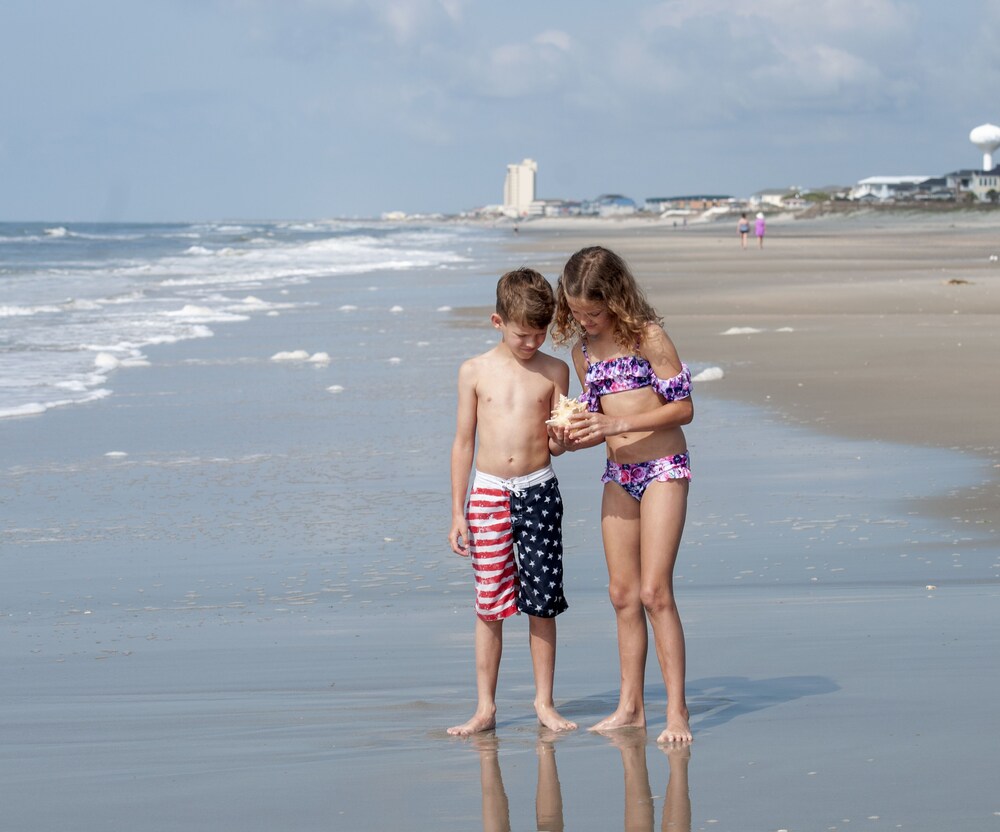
[470,733,565,832]
[600,730,693,832]
[448,268,578,737]
[550,246,694,744]
[737,213,750,249]
[755,212,766,248]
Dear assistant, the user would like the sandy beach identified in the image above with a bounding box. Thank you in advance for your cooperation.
[508,210,1000,530]
[2,214,998,831]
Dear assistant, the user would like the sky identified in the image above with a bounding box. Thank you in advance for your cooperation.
[2,0,999,221]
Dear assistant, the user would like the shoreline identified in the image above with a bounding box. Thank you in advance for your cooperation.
[499,214,1000,535]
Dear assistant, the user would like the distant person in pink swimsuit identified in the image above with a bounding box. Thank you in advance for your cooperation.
[755,212,766,249]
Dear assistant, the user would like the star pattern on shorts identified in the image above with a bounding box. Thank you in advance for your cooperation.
[507,482,567,618]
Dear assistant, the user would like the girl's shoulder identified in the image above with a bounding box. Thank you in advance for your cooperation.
[638,321,669,347]
[637,322,680,366]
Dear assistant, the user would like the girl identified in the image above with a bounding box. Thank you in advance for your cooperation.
[549,246,694,744]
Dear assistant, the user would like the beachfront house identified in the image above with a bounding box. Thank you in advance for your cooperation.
[645,195,734,213]
[581,194,637,217]
[527,199,584,217]
[751,188,797,208]
[848,176,934,202]
[968,167,1000,202]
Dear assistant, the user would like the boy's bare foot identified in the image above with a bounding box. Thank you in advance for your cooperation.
[535,702,578,732]
[469,732,500,753]
[588,705,644,733]
[656,711,692,745]
[448,709,497,737]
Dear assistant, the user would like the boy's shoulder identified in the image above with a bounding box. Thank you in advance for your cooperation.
[460,344,501,369]
[456,345,503,383]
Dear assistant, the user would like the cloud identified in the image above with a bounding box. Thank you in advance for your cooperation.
[596,0,922,126]
[640,0,912,34]
[227,0,466,50]
[469,30,576,98]
[375,0,467,44]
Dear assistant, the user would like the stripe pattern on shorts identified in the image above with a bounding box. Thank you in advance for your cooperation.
[467,487,518,621]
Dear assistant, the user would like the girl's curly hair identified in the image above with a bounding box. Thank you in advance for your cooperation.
[551,246,661,351]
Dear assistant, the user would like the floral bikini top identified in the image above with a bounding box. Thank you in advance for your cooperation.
[579,339,692,412]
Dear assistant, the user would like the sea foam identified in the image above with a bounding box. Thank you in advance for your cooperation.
[693,366,725,382]
[0,219,473,420]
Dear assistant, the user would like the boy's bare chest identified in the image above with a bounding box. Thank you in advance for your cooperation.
[477,375,552,413]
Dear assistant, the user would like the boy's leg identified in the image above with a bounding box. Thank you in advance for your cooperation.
[472,734,511,832]
[535,738,564,831]
[528,615,577,732]
[448,616,503,736]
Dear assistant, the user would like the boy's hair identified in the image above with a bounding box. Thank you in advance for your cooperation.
[552,246,662,351]
[496,267,556,329]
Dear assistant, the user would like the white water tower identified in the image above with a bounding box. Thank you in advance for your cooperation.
[969,123,1000,171]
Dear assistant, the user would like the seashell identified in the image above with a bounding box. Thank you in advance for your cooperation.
[546,394,586,426]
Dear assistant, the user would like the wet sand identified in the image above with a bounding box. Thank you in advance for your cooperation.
[2,216,999,831]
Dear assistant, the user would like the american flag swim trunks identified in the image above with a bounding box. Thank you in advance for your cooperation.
[466,466,568,621]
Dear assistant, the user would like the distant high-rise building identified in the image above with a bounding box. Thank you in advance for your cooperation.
[503,158,537,216]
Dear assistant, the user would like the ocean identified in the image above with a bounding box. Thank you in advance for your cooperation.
[0,219,493,420]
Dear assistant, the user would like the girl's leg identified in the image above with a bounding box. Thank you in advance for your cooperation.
[638,478,692,743]
[528,615,577,732]
[590,482,646,731]
[448,616,503,736]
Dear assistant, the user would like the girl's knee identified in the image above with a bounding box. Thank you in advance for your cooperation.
[608,583,641,613]
[639,585,676,614]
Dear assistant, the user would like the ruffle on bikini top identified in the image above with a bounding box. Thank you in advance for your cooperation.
[579,354,692,412]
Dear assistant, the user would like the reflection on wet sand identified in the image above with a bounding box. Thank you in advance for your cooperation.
[472,734,511,832]
[600,730,691,832]
[471,732,564,832]
[471,730,690,832]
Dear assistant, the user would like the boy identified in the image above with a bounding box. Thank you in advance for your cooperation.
[447,268,577,736]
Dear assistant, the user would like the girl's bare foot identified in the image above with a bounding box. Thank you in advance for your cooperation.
[656,711,692,744]
[659,741,691,762]
[448,709,497,736]
[588,704,645,732]
[593,726,647,750]
[535,702,578,732]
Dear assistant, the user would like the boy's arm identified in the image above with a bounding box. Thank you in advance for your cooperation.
[547,358,571,457]
[548,343,594,451]
[449,361,477,556]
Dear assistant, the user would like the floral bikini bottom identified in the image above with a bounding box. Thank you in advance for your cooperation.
[602,452,691,501]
